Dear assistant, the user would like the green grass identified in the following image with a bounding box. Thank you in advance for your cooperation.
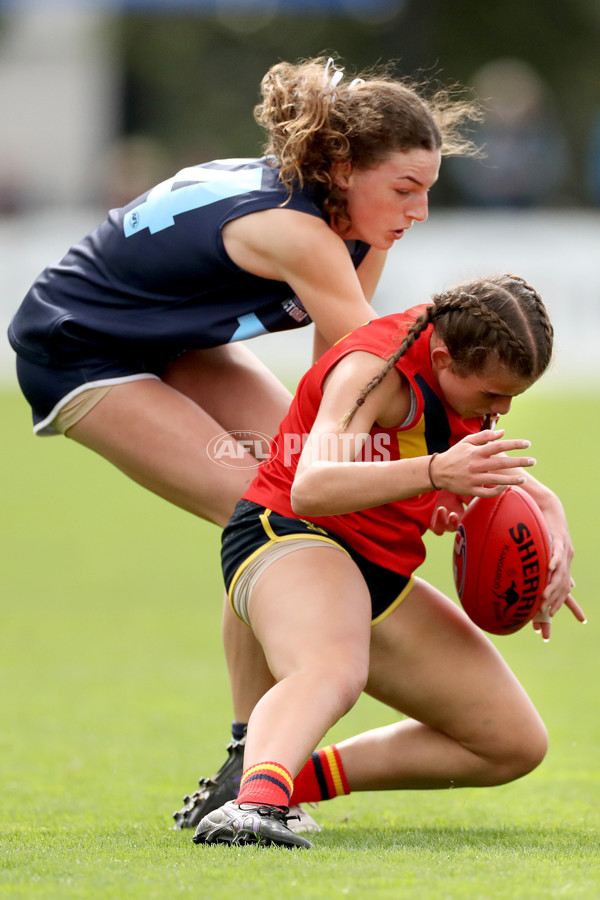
[1,385,598,899]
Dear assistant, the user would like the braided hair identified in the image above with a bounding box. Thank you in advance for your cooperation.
[339,274,553,431]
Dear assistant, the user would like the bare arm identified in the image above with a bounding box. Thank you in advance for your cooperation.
[223,208,381,348]
[312,246,386,363]
[290,352,537,517]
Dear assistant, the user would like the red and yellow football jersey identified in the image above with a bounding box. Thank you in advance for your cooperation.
[245,308,484,576]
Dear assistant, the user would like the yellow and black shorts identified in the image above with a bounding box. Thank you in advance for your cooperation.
[221,499,414,627]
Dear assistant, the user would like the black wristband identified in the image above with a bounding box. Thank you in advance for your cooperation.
[428,453,441,491]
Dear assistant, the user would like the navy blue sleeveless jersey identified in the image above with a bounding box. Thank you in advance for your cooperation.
[9,157,370,365]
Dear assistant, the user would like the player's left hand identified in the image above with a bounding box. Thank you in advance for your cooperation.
[429,491,467,535]
[532,585,585,641]
[531,495,585,641]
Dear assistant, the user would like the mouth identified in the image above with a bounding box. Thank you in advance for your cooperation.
[391,229,406,240]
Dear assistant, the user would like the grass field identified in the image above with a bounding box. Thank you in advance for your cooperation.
[1,384,599,899]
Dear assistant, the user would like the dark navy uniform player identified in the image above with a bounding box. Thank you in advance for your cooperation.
[8,55,479,830]
[11,158,371,436]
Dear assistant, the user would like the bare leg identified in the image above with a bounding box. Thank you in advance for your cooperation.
[221,593,276,722]
[67,343,293,721]
[163,345,290,718]
[336,577,548,791]
[68,377,253,523]
[162,343,293,439]
[242,548,372,777]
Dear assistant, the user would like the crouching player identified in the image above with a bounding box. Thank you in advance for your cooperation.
[191,275,582,848]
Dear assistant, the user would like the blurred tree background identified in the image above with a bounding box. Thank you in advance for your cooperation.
[1,1,599,380]
[1,0,599,212]
[115,0,600,206]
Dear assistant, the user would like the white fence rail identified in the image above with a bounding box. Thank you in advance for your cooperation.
[2,209,599,388]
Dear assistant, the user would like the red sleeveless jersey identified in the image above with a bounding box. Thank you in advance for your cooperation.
[245,308,484,576]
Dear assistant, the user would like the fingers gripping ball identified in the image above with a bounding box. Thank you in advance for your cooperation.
[452,487,551,635]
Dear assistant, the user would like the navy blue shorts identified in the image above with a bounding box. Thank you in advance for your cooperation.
[221,499,414,624]
[15,350,178,435]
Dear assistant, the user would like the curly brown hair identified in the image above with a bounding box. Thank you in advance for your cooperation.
[254,55,481,231]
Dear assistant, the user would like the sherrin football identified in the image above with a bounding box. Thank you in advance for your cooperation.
[452,486,551,635]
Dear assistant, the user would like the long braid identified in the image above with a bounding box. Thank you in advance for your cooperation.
[339,274,553,432]
[339,290,491,431]
[338,305,435,431]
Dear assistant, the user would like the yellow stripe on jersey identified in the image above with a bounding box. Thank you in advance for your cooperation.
[396,413,428,460]
[332,322,371,347]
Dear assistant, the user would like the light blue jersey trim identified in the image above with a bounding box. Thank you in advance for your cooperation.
[124,165,263,237]
[229,313,270,342]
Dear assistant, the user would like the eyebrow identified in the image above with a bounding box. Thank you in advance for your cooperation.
[395,173,439,187]
[396,175,423,186]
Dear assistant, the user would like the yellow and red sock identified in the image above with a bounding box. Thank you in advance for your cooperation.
[236,762,294,808]
[290,745,350,805]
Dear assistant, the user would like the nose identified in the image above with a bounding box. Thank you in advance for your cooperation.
[491,397,513,415]
[407,193,429,223]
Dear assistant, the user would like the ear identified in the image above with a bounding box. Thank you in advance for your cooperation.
[430,343,455,374]
[331,161,352,189]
